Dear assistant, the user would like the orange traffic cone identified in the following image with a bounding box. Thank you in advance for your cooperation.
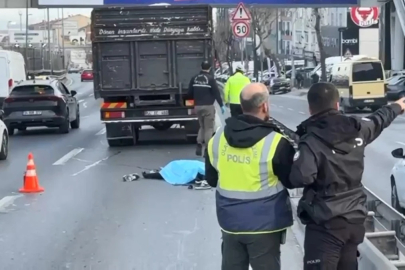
[19,153,44,193]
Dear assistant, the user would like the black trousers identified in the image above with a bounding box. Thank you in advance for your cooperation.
[221,230,283,270]
[230,103,243,117]
[303,220,365,270]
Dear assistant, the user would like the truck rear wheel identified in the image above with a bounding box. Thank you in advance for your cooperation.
[107,138,134,147]
[152,123,172,131]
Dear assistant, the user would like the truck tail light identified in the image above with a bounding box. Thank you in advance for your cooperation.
[185,100,194,106]
[8,79,12,88]
[104,111,125,118]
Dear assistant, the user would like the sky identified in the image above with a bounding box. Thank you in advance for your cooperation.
[0,8,92,29]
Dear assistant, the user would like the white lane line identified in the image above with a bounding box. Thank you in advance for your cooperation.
[0,195,23,212]
[83,102,88,108]
[72,156,110,176]
[53,148,85,165]
[287,108,293,111]
[299,111,306,115]
[396,141,405,146]
[89,93,94,97]
[78,99,85,103]
[96,128,106,136]
[279,105,284,108]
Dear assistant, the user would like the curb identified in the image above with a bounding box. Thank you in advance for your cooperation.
[66,77,73,86]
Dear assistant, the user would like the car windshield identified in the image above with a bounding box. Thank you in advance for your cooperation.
[10,85,54,96]
[83,70,92,74]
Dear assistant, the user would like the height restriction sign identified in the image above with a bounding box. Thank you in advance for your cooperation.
[233,21,250,38]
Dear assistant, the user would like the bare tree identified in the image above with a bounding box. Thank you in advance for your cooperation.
[250,7,284,76]
[312,8,327,81]
[213,16,234,74]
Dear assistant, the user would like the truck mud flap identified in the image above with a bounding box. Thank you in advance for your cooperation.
[105,123,134,139]
[184,120,199,136]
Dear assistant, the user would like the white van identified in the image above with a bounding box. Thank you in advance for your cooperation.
[0,50,26,106]
[310,55,367,78]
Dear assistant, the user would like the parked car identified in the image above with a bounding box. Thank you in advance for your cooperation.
[267,77,291,94]
[81,69,93,82]
[68,67,81,74]
[390,148,405,213]
[0,111,8,160]
[386,76,405,100]
[2,79,80,135]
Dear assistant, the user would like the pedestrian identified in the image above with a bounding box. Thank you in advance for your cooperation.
[311,72,319,84]
[188,61,226,156]
[296,71,304,89]
[223,66,251,117]
[205,82,297,270]
[287,82,405,270]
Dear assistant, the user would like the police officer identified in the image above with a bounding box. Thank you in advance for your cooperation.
[288,82,405,270]
[223,66,251,117]
[188,61,226,156]
[205,82,297,270]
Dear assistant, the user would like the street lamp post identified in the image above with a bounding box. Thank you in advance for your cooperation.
[25,0,29,60]
[18,11,22,31]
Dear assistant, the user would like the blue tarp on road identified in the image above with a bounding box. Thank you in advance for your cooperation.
[160,160,205,185]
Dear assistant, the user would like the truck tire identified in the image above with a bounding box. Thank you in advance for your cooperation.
[184,120,199,137]
[107,139,134,147]
[152,123,172,131]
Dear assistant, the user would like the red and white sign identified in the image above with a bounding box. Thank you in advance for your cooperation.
[231,2,251,21]
[232,21,250,38]
[350,7,379,27]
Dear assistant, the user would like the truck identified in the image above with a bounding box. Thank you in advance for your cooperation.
[91,5,213,147]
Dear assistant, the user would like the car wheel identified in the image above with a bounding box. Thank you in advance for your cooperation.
[70,109,80,129]
[400,92,405,98]
[6,126,14,136]
[391,176,403,213]
[0,131,8,160]
[59,113,70,134]
[81,79,83,82]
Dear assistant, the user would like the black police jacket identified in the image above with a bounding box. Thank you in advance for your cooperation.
[289,105,402,225]
[187,71,223,107]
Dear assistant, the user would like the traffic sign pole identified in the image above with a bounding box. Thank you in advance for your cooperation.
[231,2,251,70]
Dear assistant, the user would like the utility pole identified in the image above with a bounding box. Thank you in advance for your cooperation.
[47,8,52,74]
[24,0,29,59]
[62,8,65,69]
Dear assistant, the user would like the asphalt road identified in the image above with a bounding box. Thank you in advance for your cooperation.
[0,75,302,269]
[269,91,405,205]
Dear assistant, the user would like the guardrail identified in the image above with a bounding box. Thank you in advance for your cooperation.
[216,79,405,269]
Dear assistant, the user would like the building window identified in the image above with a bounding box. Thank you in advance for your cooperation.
[339,13,343,26]
[305,32,309,43]
[331,13,334,26]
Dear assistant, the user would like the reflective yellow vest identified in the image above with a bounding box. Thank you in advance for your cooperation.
[223,73,251,105]
[208,127,293,234]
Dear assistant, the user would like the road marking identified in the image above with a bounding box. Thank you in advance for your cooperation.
[53,148,85,165]
[78,100,85,103]
[96,128,106,136]
[89,93,94,97]
[288,108,293,111]
[83,102,87,108]
[299,111,306,115]
[72,156,110,176]
[279,105,284,108]
[0,195,23,212]
[396,141,405,146]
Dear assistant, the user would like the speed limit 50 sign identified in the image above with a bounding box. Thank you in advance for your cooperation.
[233,21,250,38]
